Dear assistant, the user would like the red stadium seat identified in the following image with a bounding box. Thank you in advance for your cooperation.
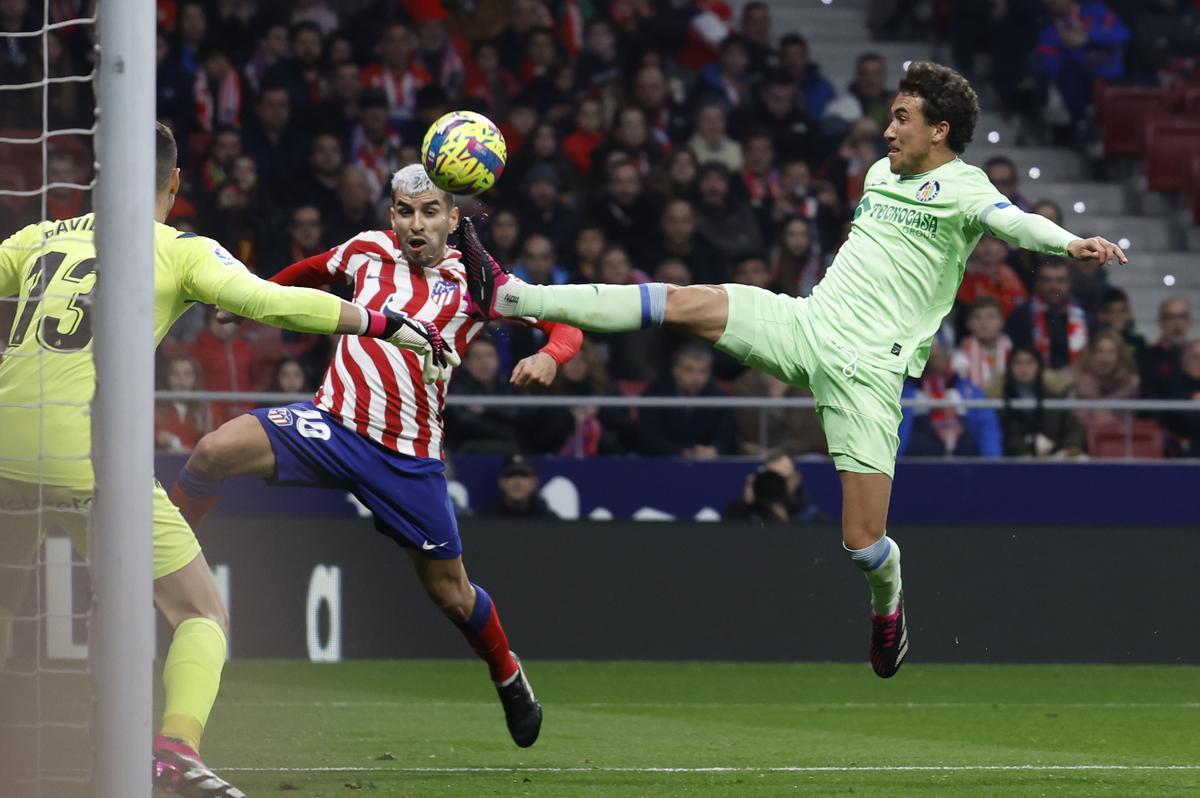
[1143,115,1200,193]
[617,380,647,397]
[1099,86,1170,157]
[1086,419,1164,459]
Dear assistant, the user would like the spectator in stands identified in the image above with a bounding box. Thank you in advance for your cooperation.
[526,341,636,456]
[324,165,380,246]
[778,33,836,120]
[598,245,649,286]
[1074,329,1140,428]
[362,22,430,122]
[638,342,738,459]
[730,370,826,457]
[575,17,623,93]
[316,61,363,142]
[349,88,402,199]
[198,127,242,196]
[155,356,211,453]
[723,452,824,524]
[45,152,90,221]
[1160,340,1200,457]
[295,132,343,219]
[693,163,765,280]
[957,235,1029,319]
[899,340,1002,458]
[490,454,558,518]
[954,297,1011,386]
[631,63,689,148]
[517,163,580,258]
[571,224,607,281]
[648,147,701,204]
[984,156,1032,212]
[819,117,883,208]
[731,252,773,291]
[507,120,573,191]
[1139,297,1192,399]
[1005,258,1088,378]
[266,356,312,394]
[997,346,1086,458]
[698,34,752,110]
[465,39,519,120]
[191,45,244,136]
[1036,1,1131,139]
[243,20,289,96]
[1130,0,1200,80]
[1098,286,1147,362]
[264,205,324,277]
[189,309,257,427]
[208,155,271,269]
[174,1,207,79]
[738,130,783,243]
[738,69,817,165]
[688,103,743,172]
[824,52,890,130]
[412,4,465,102]
[589,156,658,264]
[285,22,326,118]
[511,234,570,286]
[445,335,522,454]
[484,208,522,268]
[1068,242,1113,321]
[242,84,309,196]
[1032,199,1064,225]
[562,97,606,178]
[772,216,824,297]
[592,106,665,178]
[738,1,774,75]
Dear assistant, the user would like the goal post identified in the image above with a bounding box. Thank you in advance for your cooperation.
[91,0,156,795]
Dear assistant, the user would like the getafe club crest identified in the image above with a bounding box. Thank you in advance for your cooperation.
[915,179,941,203]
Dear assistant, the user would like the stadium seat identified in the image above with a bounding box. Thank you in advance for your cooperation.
[1143,115,1200,193]
[1182,84,1200,114]
[1086,419,1164,459]
[1099,86,1170,157]
[617,380,647,397]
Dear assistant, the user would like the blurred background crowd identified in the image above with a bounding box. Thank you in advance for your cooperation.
[0,0,1198,466]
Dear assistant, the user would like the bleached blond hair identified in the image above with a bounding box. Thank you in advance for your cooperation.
[390,164,454,206]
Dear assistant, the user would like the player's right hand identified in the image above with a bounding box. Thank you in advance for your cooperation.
[381,309,462,384]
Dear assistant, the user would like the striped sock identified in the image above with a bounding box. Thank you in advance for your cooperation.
[846,536,902,615]
[454,584,519,684]
[170,465,224,531]
[516,283,667,331]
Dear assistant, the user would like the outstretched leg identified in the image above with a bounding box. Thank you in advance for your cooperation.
[171,413,276,530]
[840,471,907,678]
[406,551,541,747]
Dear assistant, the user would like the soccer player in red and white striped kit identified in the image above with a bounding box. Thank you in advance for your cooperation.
[171,164,583,747]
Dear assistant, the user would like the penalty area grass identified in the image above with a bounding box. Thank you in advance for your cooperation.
[196,660,1200,796]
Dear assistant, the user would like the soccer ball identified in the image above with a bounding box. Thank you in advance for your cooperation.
[420,111,507,196]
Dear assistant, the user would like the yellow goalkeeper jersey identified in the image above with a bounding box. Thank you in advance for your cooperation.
[0,213,344,489]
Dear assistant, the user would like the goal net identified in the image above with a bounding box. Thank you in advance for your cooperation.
[1,2,154,796]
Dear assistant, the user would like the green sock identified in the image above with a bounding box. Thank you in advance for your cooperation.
[161,617,227,753]
[515,283,666,332]
[865,541,902,615]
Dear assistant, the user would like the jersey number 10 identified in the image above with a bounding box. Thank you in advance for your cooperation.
[8,250,98,352]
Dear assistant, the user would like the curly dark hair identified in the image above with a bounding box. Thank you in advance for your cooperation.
[897,61,980,154]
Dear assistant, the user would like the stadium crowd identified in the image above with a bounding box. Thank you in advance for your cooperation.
[0,0,1198,460]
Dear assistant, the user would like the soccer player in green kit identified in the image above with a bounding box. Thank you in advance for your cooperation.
[461,62,1126,677]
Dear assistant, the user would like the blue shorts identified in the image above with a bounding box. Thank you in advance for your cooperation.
[251,402,461,559]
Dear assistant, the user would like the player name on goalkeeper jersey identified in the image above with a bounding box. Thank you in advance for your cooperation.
[311,230,484,460]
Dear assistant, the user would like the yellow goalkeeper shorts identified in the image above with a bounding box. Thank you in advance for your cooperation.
[0,475,200,581]
[716,283,905,478]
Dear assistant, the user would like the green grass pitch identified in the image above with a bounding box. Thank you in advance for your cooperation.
[198,660,1200,796]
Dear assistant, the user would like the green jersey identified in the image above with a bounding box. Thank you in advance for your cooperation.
[0,214,344,488]
[810,156,1076,378]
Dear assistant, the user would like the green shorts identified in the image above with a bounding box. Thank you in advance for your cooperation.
[715,284,905,478]
[0,475,201,581]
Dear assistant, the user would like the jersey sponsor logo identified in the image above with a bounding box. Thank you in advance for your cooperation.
[915,179,941,202]
[430,278,460,307]
[267,407,294,427]
[863,199,939,240]
[211,244,239,269]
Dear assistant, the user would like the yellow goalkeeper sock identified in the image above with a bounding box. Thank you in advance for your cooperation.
[160,617,226,753]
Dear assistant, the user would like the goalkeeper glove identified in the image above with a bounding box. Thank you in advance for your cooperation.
[365,308,461,384]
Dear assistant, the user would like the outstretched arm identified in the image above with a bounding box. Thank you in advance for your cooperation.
[981,203,1127,266]
[510,320,584,387]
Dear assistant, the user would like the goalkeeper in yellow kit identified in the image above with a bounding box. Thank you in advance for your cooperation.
[0,123,459,797]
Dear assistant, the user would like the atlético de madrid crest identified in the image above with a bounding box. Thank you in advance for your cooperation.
[915,179,941,202]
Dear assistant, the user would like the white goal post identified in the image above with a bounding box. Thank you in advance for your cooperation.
[91,0,156,796]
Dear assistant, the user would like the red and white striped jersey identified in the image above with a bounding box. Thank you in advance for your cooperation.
[314,230,484,460]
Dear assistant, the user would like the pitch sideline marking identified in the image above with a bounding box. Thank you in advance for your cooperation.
[223,765,1200,774]
[228,700,1200,710]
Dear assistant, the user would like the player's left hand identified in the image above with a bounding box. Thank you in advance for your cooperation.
[382,309,462,384]
[510,352,558,387]
[1067,236,1127,267]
